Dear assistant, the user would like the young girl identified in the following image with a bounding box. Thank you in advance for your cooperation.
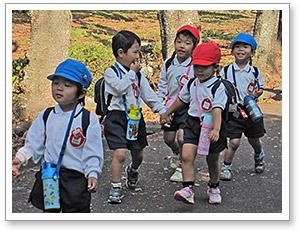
[157,25,200,182]
[104,30,166,204]
[219,33,265,181]
[161,43,227,204]
[12,59,104,212]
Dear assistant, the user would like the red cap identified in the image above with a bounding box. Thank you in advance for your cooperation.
[177,25,200,44]
[191,43,221,66]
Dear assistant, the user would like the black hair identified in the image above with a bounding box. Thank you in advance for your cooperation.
[75,82,85,106]
[112,30,141,58]
[175,30,198,49]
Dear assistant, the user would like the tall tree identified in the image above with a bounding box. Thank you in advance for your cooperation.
[253,10,281,74]
[20,10,71,122]
[158,10,201,60]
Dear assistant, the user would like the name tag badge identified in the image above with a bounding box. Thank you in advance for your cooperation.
[176,74,189,86]
[70,127,86,148]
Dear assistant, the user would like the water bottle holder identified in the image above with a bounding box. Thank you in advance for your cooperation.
[126,118,140,141]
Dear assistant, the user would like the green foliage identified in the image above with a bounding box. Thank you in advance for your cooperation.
[12,57,29,103]
[69,38,115,96]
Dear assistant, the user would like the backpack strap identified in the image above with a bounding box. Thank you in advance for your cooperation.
[43,107,54,128]
[252,66,261,90]
[223,65,230,80]
[187,77,197,92]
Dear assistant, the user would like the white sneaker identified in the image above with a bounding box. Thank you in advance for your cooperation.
[170,167,183,182]
[207,187,222,204]
[174,187,195,204]
[170,154,180,169]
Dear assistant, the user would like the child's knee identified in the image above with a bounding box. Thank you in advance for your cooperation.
[228,139,240,151]
[113,149,127,163]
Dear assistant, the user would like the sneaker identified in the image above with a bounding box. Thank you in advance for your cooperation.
[170,154,180,169]
[174,187,195,204]
[126,166,138,189]
[220,163,232,181]
[255,152,266,173]
[207,187,222,204]
[170,167,183,182]
[108,187,122,204]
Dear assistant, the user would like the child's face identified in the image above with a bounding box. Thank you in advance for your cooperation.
[174,34,194,63]
[51,76,84,111]
[231,42,255,64]
[117,40,141,68]
[193,64,217,83]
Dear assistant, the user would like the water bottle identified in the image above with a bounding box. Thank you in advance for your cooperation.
[41,162,60,210]
[244,95,263,122]
[198,115,214,155]
[126,106,141,141]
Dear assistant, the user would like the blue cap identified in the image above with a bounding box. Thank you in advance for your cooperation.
[230,33,257,50]
[47,59,92,89]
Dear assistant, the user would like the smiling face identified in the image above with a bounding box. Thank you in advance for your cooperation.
[231,42,255,67]
[117,40,141,68]
[174,33,194,63]
[193,64,218,83]
[51,76,85,112]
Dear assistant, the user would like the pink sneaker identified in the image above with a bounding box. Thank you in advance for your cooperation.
[207,187,222,204]
[174,187,195,204]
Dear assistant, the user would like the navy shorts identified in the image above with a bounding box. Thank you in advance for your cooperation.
[104,110,148,150]
[183,115,227,154]
[161,105,188,131]
[225,117,266,139]
[29,167,91,213]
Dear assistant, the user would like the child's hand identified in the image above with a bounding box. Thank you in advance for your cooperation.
[208,129,219,143]
[130,58,141,73]
[160,112,171,125]
[12,158,22,178]
[88,177,98,193]
[254,89,263,98]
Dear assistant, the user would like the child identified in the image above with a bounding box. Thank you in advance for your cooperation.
[103,30,166,204]
[219,33,265,181]
[161,43,228,204]
[157,25,200,182]
[12,59,104,213]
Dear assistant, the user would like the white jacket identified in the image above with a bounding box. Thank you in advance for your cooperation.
[16,104,104,179]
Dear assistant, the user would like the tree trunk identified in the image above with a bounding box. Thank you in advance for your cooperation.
[253,10,281,74]
[158,10,201,60]
[21,10,72,122]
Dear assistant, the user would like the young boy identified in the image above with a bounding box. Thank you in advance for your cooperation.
[12,59,104,212]
[103,30,166,204]
[161,43,227,204]
[157,25,200,182]
[219,33,266,181]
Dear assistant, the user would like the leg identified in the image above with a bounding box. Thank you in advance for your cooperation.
[173,143,197,204]
[206,152,222,204]
[248,137,265,173]
[126,149,143,189]
[220,138,240,181]
[206,153,220,184]
[224,138,241,164]
[111,148,127,183]
[170,129,184,182]
[164,130,181,154]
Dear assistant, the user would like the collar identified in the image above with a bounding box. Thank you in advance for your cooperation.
[54,103,83,116]
[115,61,128,74]
[198,76,219,87]
[173,56,192,67]
[233,61,251,73]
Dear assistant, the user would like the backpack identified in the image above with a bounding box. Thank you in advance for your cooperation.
[187,77,237,121]
[43,107,90,137]
[94,65,141,123]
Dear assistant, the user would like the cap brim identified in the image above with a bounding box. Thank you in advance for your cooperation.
[191,60,215,66]
[47,73,80,84]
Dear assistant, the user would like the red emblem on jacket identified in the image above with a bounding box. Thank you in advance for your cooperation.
[247,82,255,94]
[201,98,212,112]
[70,127,86,148]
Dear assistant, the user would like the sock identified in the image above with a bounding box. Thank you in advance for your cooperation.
[255,149,264,159]
[129,163,138,172]
[223,161,232,166]
[208,181,220,188]
[111,182,121,188]
[182,181,194,190]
